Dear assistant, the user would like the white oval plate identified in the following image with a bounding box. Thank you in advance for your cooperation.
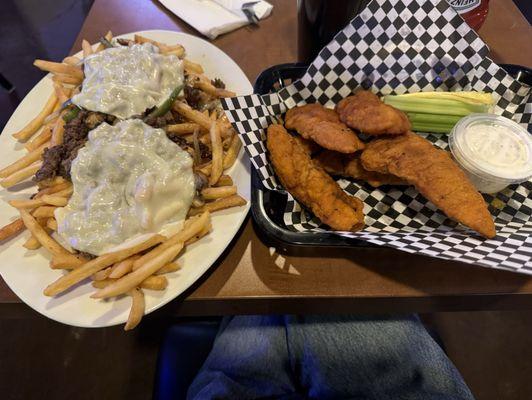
[0,30,252,328]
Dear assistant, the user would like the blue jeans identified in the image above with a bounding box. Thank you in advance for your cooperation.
[187,315,474,400]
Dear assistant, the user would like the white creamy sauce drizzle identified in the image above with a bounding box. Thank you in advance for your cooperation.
[463,122,530,174]
[55,119,195,255]
[72,43,183,119]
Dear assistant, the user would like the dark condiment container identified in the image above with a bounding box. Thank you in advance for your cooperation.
[297,0,490,63]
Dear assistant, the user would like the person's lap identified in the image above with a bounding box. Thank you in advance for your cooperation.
[187,315,474,400]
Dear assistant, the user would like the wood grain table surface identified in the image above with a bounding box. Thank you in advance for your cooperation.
[1,0,531,318]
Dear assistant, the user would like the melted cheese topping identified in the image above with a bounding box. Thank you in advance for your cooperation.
[55,119,195,255]
[72,43,184,119]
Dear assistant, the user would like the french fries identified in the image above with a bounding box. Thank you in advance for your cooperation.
[156,262,180,274]
[0,33,248,330]
[209,122,223,185]
[92,243,183,299]
[108,256,139,279]
[215,175,233,187]
[23,236,42,250]
[166,123,201,135]
[25,124,53,151]
[33,60,84,80]
[0,162,42,188]
[82,39,93,58]
[183,59,204,74]
[223,135,242,169]
[19,210,71,257]
[0,218,25,242]
[201,185,237,200]
[124,288,144,331]
[0,142,48,178]
[12,93,58,141]
[189,195,247,216]
[44,235,164,296]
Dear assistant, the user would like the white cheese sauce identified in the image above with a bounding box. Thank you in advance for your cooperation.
[55,119,195,255]
[72,43,184,119]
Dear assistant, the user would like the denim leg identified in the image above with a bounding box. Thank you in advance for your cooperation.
[285,314,474,400]
[187,315,300,400]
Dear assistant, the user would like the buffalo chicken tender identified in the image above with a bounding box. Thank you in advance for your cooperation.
[360,132,496,238]
[336,90,411,135]
[285,103,365,153]
[267,124,364,232]
[314,150,407,187]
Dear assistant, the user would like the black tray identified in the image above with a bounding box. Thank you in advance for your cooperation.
[249,62,532,249]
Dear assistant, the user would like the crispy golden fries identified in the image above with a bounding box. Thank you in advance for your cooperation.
[82,39,93,58]
[25,124,53,151]
[166,123,202,135]
[132,212,210,271]
[140,275,168,290]
[0,142,48,178]
[189,195,246,216]
[63,56,81,66]
[183,59,204,74]
[12,93,58,141]
[32,206,57,219]
[44,235,164,296]
[0,162,42,188]
[215,175,233,187]
[51,117,66,146]
[50,254,87,270]
[108,255,139,279]
[19,210,71,257]
[209,122,223,185]
[0,34,248,330]
[23,235,42,250]
[92,243,183,299]
[34,60,84,79]
[156,262,180,274]
[0,218,25,242]
[124,288,144,331]
[201,185,237,200]
[223,135,242,169]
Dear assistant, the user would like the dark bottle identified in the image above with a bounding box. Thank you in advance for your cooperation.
[297,0,371,63]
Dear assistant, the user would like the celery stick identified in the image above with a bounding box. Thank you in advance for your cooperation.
[383,96,488,115]
[407,113,462,125]
[410,123,455,134]
[397,91,494,106]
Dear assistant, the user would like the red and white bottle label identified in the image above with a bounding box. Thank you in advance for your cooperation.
[447,0,481,14]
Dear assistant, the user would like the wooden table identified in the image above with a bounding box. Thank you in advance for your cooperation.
[2,0,532,318]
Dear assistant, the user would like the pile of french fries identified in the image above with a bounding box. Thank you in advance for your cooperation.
[0,32,246,330]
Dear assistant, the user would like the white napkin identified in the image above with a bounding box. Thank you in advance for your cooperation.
[158,0,274,39]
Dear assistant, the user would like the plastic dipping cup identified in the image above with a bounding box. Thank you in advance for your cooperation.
[449,114,532,194]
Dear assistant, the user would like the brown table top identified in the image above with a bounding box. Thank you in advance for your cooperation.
[1,0,532,317]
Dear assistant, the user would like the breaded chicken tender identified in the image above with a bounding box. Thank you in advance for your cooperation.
[360,132,496,238]
[285,103,365,153]
[314,150,407,187]
[336,91,411,135]
[267,124,364,231]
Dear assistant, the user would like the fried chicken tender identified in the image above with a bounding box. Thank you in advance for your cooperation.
[267,124,364,231]
[285,103,365,153]
[360,132,496,238]
[314,150,407,187]
[336,90,411,135]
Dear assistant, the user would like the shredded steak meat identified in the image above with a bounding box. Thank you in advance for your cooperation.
[35,110,115,182]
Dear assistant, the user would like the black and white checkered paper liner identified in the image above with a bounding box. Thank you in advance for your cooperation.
[221,0,532,273]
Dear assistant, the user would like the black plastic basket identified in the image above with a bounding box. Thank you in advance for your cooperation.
[249,62,532,249]
[251,63,372,249]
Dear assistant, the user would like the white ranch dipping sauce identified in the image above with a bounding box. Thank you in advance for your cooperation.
[449,114,532,194]
[72,43,183,119]
[55,119,195,255]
